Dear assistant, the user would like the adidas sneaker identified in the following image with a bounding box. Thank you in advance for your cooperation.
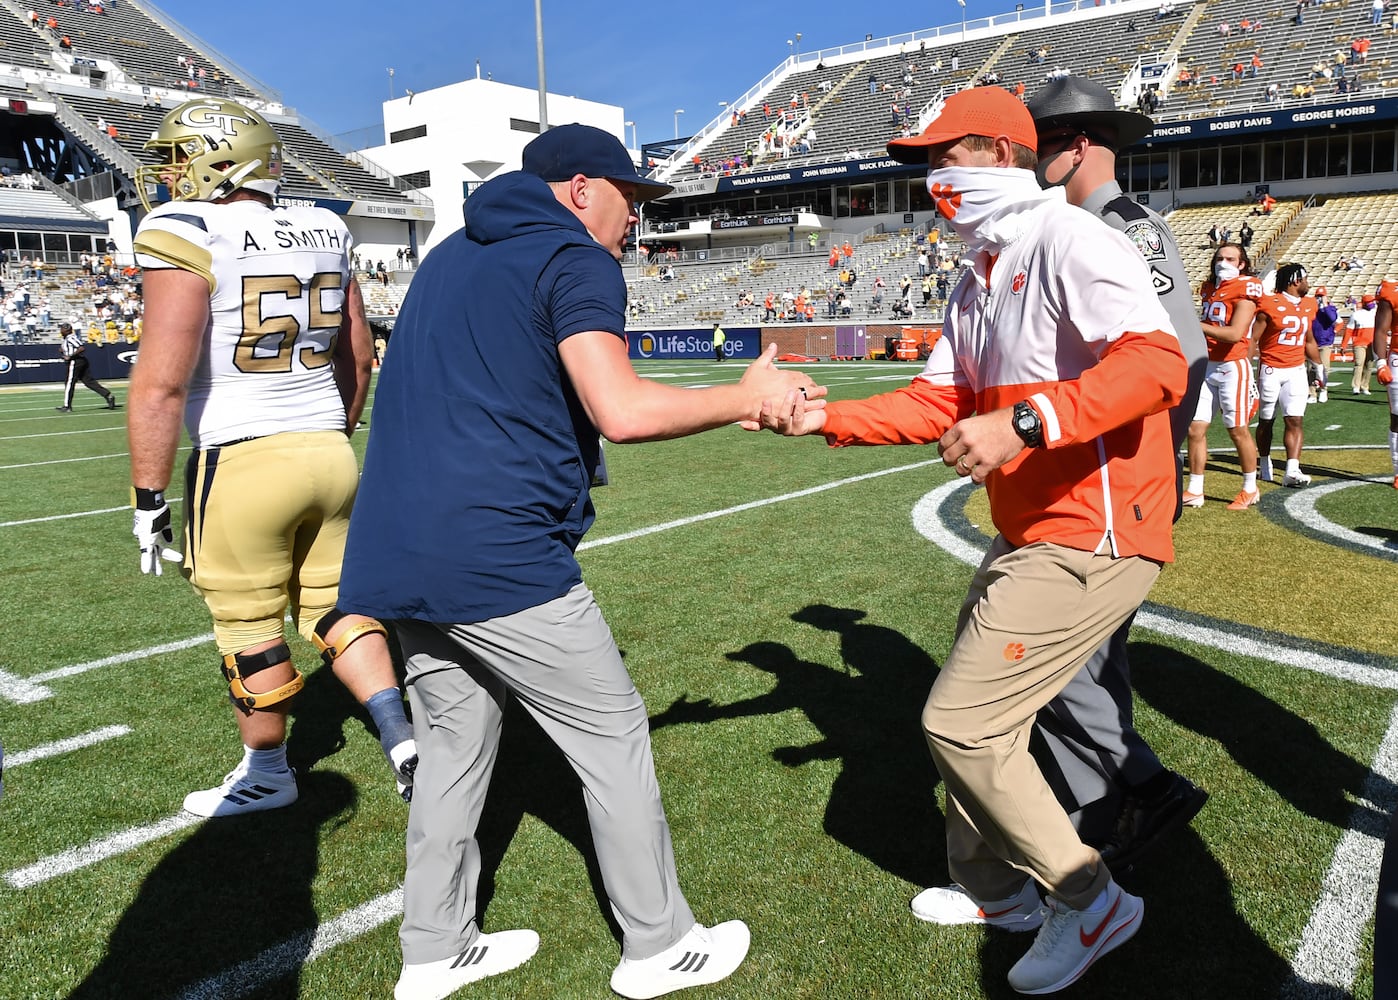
[182,762,297,818]
[610,920,750,999]
[911,880,1044,931]
[394,929,540,1000]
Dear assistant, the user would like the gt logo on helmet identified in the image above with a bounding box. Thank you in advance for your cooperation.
[176,103,255,135]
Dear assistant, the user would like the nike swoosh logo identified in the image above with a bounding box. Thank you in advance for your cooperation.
[979,903,1023,919]
[1079,897,1121,947]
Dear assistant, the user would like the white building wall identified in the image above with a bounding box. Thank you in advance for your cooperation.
[356,78,625,255]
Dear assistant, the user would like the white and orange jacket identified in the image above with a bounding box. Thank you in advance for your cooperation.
[823,199,1186,564]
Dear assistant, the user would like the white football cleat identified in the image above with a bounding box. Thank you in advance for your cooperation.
[1282,471,1311,487]
[183,762,297,818]
[394,929,540,1000]
[610,920,750,999]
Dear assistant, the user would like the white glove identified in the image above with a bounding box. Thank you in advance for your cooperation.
[131,488,182,576]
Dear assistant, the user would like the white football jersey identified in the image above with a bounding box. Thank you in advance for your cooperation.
[134,199,353,448]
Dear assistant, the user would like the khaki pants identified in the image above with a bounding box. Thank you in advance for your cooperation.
[922,537,1161,909]
[1353,343,1372,391]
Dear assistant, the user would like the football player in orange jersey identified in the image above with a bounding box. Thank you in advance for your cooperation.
[1251,263,1320,487]
[1372,278,1398,487]
[1185,243,1264,509]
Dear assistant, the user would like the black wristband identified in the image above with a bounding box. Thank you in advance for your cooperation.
[131,487,165,509]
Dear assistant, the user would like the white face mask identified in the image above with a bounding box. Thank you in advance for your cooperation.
[1214,261,1240,282]
[924,165,1057,255]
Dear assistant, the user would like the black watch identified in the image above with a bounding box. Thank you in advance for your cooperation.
[1012,400,1044,448]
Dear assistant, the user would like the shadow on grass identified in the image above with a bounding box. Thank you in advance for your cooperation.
[1131,640,1394,828]
[64,657,405,1000]
[64,770,356,1000]
[650,603,946,887]
[974,828,1296,999]
[967,638,1393,998]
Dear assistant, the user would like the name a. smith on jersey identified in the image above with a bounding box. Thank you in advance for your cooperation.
[242,227,345,252]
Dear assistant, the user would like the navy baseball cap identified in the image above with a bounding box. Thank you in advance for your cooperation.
[522,123,673,202]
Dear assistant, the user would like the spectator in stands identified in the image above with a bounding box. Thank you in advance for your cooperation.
[1177,67,1193,86]
[1218,20,1231,35]
[869,73,878,94]
[950,48,960,70]
[1208,223,1222,246]
[1238,220,1254,248]
[763,292,776,322]
[45,14,57,32]
[59,34,71,49]
[841,240,853,259]
[1265,82,1280,102]
[828,245,840,269]
[1373,0,1385,26]
[28,10,38,28]
[1250,52,1263,77]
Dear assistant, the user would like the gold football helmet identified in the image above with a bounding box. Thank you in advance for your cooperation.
[137,98,282,210]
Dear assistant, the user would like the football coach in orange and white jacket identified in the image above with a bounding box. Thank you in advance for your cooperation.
[762,86,1186,995]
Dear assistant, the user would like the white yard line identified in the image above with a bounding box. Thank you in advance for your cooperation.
[175,889,404,1000]
[0,632,212,704]
[0,496,181,529]
[1282,702,1398,998]
[4,813,202,888]
[5,725,132,766]
[0,426,127,441]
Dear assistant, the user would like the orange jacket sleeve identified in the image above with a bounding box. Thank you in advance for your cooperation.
[1029,328,1187,449]
[822,379,973,447]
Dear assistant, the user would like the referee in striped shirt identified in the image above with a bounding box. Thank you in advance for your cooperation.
[56,321,117,411]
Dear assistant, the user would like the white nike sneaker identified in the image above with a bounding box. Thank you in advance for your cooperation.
[182,761,297,818]
[394,929,540,1000]
[610,920,750,999]
[912,880,1044,930]
[1282,470,1311,487]
[1007,880,1143,994]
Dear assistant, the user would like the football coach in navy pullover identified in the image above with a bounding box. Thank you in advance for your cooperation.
[341,124,823,1000]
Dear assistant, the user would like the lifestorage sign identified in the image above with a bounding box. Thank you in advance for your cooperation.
[628,328,758,360]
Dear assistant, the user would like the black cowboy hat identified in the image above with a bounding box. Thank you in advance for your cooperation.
[1026,76,1155,149]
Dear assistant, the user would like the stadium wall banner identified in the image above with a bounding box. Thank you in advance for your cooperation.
[0,344,137,385]
[1147,97,1398,143]
[714,157,909,191]
[628,328,759,360]
[713,213,800,230]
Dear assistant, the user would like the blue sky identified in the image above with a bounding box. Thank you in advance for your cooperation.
[157,0,1019,149]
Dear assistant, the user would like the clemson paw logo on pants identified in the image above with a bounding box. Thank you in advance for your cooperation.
[1003,642,1026,661]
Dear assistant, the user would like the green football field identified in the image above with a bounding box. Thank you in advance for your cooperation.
[1,359,1395,1000]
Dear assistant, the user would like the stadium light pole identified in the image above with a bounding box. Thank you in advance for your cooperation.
[795,32,802,61]
[535,0,548,132]
[387,67,394,100]
[958,0,967,42]
[674,108,684,139]
[626,119,637,150]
